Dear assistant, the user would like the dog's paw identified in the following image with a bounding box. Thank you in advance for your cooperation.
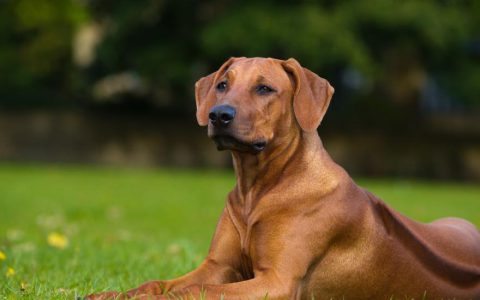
[83,291,124,300]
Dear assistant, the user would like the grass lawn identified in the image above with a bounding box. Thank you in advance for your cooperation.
[0,163,479,299]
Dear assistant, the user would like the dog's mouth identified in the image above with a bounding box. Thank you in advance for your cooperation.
[212,135,267,154]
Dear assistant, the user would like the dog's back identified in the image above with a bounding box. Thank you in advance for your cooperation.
[365,190,480,298]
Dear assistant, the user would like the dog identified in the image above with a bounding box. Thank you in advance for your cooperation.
[87,57,480,299]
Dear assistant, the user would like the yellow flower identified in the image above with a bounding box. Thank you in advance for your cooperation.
[0,251,6,261]
[47,232,69,249]
[6,267,15,277]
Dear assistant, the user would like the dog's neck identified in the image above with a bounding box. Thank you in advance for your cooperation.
[230,130,341,205]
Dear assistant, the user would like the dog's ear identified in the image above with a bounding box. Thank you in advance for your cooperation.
[282,58,334,132]
[195,57,237,126]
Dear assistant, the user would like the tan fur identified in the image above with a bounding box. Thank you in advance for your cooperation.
[87,57,480,300]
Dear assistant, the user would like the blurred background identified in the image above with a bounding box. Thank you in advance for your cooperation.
[1,0,480,180]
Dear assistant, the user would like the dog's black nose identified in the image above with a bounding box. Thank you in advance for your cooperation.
[208,105,236,127]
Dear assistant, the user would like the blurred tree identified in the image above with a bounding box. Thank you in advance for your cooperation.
[0,0,479,116]
[200,1,477,109]
[0,0,88,105]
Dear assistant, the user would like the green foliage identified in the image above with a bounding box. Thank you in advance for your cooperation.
[201,4,372,72]
[0,0,88,103]
[201,1,475,87]
[0,163,479,299]
[0,0,479,108]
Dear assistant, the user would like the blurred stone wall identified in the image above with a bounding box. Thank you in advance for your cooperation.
[0,110,479,181]
[0,110,229,168]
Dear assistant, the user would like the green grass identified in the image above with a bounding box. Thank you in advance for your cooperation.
[0,163,479,299]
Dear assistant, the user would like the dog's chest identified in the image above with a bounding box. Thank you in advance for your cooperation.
[235,218,256,279]
[227,202,260,277]
[238,214,255,258]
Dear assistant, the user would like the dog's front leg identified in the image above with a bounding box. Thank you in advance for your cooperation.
[85,210,243,300]
[120,257,243,298]
[129,273,296,300]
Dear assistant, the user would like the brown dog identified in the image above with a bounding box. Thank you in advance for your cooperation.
[87,57,480,300]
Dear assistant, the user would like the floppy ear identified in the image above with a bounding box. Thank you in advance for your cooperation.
[282,58,334,132]
[194,57,236,126]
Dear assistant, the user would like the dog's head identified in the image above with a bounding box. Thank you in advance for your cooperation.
[195,57,334,154]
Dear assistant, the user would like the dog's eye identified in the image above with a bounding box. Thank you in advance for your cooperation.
[256,84,274,95]
[216,81,227,92]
